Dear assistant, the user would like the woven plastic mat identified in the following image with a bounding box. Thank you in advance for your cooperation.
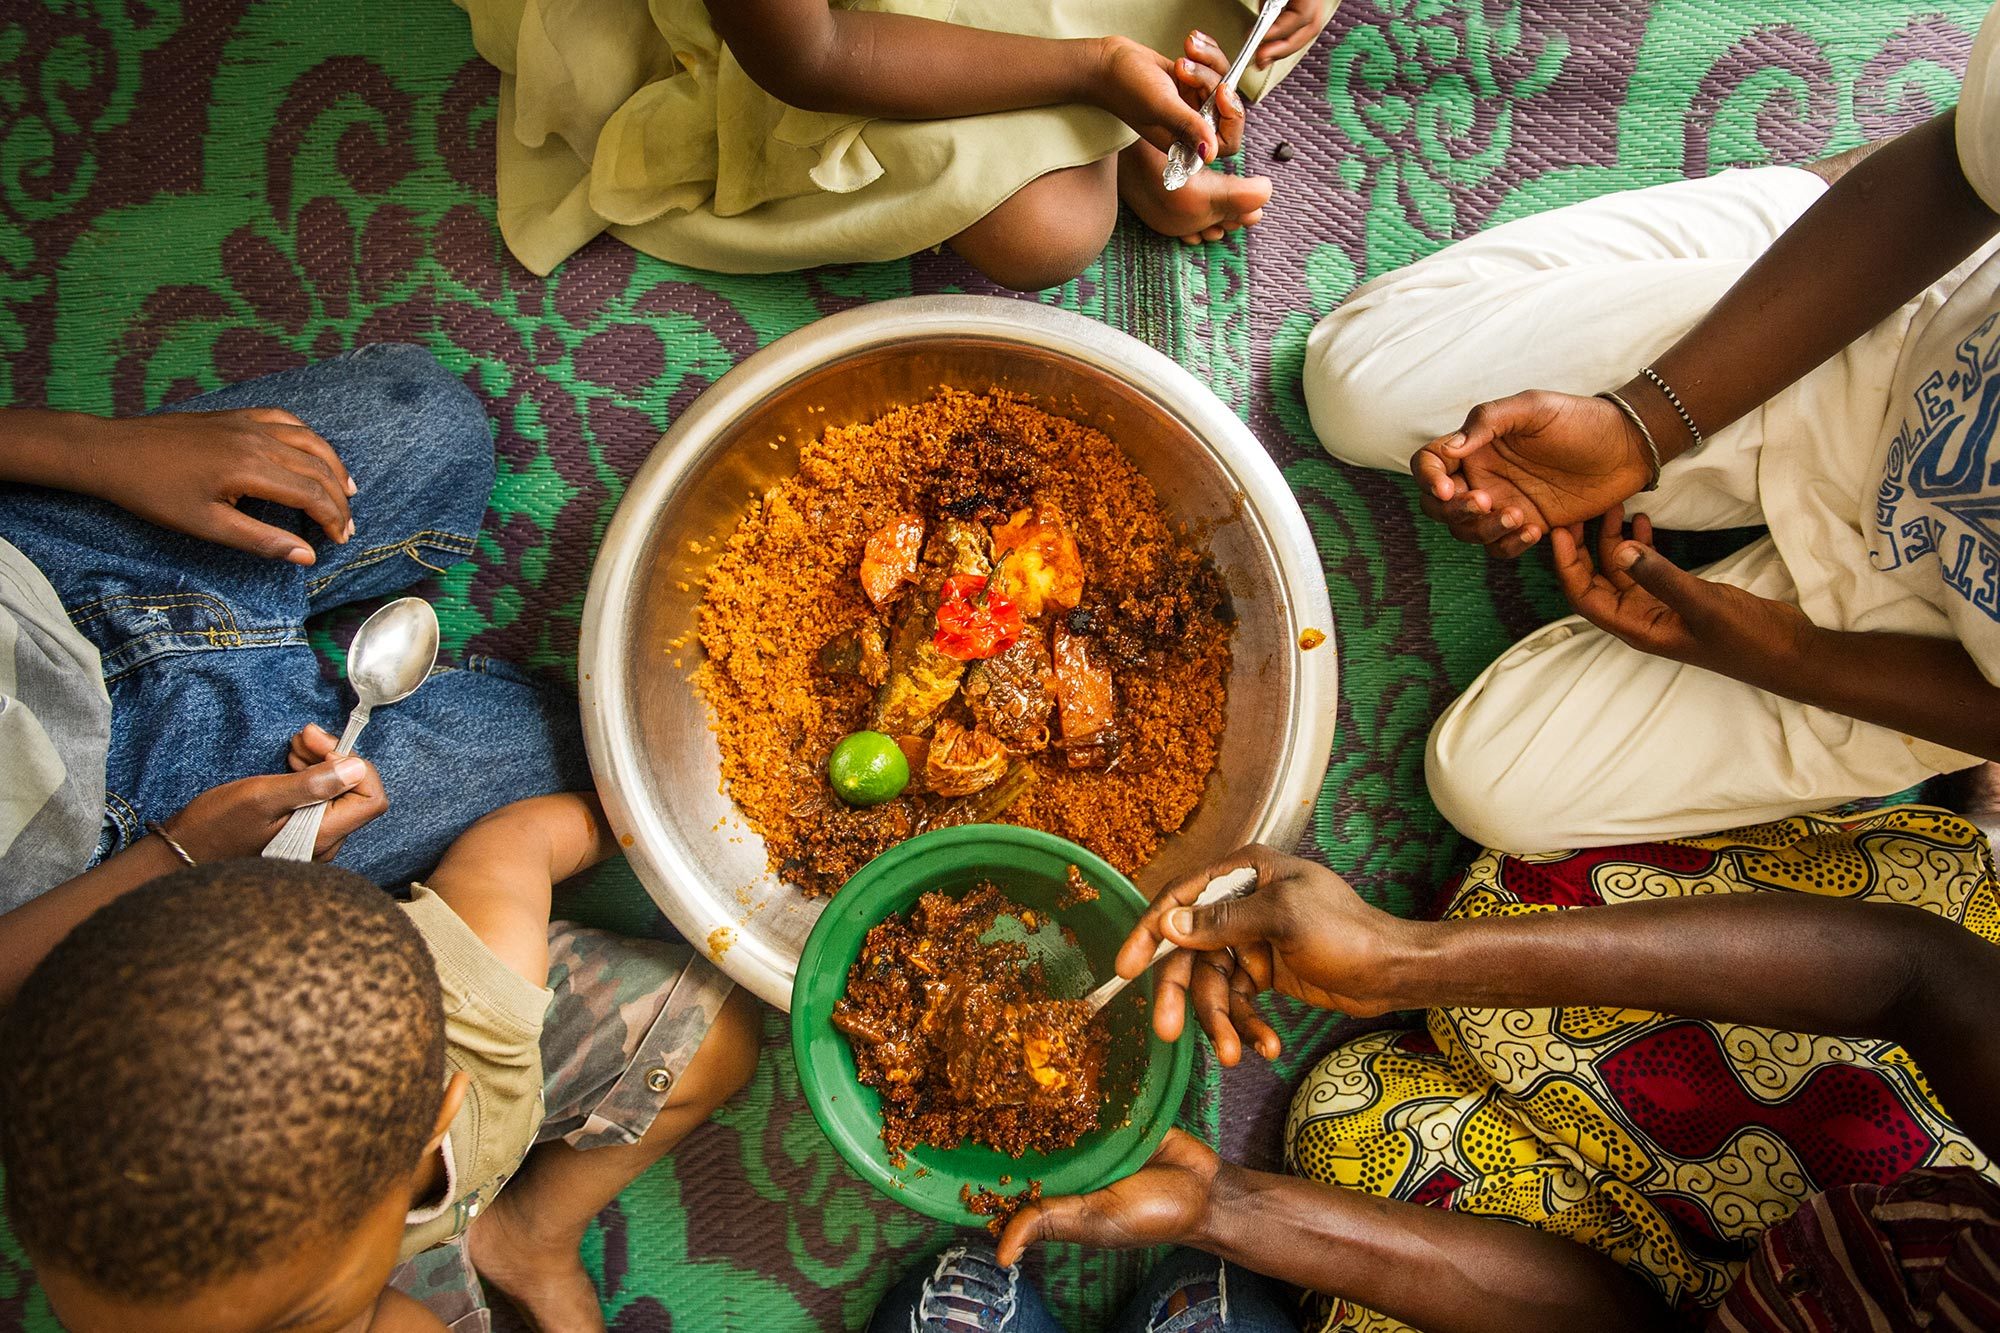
[0,0,1982,1327]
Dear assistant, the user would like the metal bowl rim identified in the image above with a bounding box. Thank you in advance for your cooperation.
[579,294,1338,1009]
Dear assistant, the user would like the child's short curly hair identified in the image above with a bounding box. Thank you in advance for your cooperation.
[0,859,446,1298]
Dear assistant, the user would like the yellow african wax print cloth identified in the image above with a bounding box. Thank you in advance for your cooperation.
[1285,806,2000,1333]
[452,0,1311,274]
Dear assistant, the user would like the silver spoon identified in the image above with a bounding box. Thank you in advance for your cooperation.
[1163,0,1291,192]
[262,596,440,861]
[1084,866,1259,1014]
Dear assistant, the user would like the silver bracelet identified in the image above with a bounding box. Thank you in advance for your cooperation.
[1639,365,1704,451]
[146,820,198,867]
[1597,390,1662,492]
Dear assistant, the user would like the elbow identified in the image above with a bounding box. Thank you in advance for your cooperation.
[731,29,845,113]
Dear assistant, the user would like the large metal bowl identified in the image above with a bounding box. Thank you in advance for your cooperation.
[580,296,1337,1009]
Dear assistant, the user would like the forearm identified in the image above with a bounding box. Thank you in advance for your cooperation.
[1614,112,2000,456]
[0,408,116,492]
[1776,624,2000,761]
[0,837,185,1008]
[1198,1165,1684,1333]
[1379,894,2000,1154]
[426,795,618,984]
[709,3,1108,120]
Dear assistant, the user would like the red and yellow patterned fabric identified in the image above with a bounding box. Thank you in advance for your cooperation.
[1284,805,2000,1333]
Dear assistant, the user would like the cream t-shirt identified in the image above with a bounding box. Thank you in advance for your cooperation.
[1860,3,2000,685]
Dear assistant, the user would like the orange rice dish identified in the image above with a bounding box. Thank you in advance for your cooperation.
[694,389,1231,895]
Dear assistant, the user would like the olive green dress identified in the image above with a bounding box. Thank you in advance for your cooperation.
[454,0,1310,275]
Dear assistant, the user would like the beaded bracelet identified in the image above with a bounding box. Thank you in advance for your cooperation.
[1639,365,1704,451]
[146,820,198,867]
[1597,390,1662,492]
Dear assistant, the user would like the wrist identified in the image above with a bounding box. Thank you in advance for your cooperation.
[162,806,260,862]
[1612,373,1698,465]
[1076,36,1117,108]
[1193,1160,1251,1252]
[1366,917,1446,1013]
[0,409,114,494]
[1744,613,1827,697]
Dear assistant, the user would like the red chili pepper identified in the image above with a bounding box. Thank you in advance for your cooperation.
[933,574,1022,661]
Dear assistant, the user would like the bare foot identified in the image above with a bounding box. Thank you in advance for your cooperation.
[1117,140,1271,244]
[467,1194,604,1333]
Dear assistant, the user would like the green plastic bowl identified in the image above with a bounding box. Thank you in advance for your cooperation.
[791,826,1193,1226]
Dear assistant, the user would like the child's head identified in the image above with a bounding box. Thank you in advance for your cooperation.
[0,860,451,1332]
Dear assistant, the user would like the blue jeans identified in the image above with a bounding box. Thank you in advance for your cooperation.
[0,343,588,891]
[866,1246,1300,1333]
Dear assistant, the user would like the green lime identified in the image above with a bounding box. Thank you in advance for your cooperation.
[828,731,910,806]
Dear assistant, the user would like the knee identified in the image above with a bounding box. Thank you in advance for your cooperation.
[1302,300,1444,472]
[358,344,493,468]
[1424,719,1566,856]
[679,985,762,1111]
[969,214,1111,292]
[953,170,1116,293]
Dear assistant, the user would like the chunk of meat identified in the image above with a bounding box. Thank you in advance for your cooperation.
[991,504,1084,620]
[871,520,990,735]
[817,617,890,686]
[1051,624,1119,768]
[925,720,1010,797]
[860,513,925,609]
[963,623,1054,752]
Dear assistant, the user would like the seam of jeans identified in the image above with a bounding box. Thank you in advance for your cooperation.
[69,590,242,632]
[305,529,476,595]
[100,629,307,683]
[102,790,142,851]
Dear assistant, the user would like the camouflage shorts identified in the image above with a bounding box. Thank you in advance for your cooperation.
[389,920,735,1331]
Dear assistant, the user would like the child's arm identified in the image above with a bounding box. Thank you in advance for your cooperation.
[0,741,384,1009]
[423,794,619,987]
[0,405,353,565]
[705,0,1216,158]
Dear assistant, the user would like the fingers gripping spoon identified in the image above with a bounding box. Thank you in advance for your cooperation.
[262,597,440,861]
[1162,0,1290,192]
[1083,865,1259,1015]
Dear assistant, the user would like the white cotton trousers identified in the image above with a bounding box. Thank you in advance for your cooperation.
[1302,166,1984,853]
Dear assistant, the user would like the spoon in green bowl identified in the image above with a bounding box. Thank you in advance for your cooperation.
[1081,866,1258,1015]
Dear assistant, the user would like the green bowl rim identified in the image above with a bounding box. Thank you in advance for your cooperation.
[789,825,1194,1226]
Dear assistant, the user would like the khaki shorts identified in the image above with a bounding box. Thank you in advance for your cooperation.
[389,921,734,1331]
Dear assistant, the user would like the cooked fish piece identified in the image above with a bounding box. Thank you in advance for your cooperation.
[870,520,989,735]
[925,720,1010,797]
[816,616,890,686]
[923,759,1036,830]
[964,622,1053,752]
[860,512,925,609]
[1051,624,1119,769]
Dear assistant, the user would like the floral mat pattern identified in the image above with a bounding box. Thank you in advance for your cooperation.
[0,0,1980,1328]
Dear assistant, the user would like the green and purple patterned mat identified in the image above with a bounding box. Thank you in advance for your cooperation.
[0,0,1979,1327]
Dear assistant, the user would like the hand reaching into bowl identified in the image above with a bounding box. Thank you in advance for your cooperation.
[1116,844,1418,1064]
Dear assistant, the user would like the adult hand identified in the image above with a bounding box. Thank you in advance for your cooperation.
[163,727,387,861]
[1256,0,1333,68]
[1093,35,1217,159]
[1118,845,1415,1065]
[70,409,354,565]
[996,1129,1221,1265]
[1551,506,1814,683]
[1411,391,1653,558]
